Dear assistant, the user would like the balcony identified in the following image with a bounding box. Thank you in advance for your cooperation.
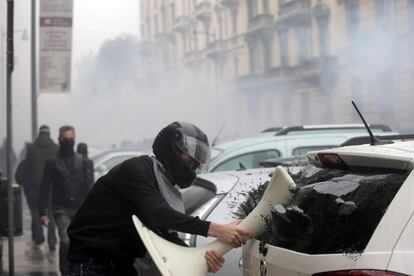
[182,50,202,66]
[154,32,175,44]
[219,0,240,8]
[289,56,337,86]
[205,40,225,60]
[173,16,191,33]
[277,0,311,25]
[246,14,274,39]
[195,1,212,22]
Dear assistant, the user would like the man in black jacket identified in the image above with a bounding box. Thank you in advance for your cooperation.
[39,125,93,276]
[67,122,251,276]
[15,125,58,256]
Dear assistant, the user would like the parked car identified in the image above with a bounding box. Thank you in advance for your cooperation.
[243,140,414,276]
[207,124,395,173]
[92,149,147,181]
[178,168,279,276]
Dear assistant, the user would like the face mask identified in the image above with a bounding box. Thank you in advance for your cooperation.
[59,138,75,156]
[168,148,197,188]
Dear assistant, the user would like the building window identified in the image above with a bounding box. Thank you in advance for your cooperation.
[146,17,151,39]
[154,15,158,33]
[171,3,176,24]
[234,57,239,77]
[247,0,255,21]
[346,0,360,40]
[279,29,289,66]
[263,0,269,14]
[232,9,238,36]
[375,0,394,28]
[313,0,330,56]
[216,8,224,40]
[254,42,264,73]
[298,26,311,61]
[409,0,414,28]
[224,8,228,38]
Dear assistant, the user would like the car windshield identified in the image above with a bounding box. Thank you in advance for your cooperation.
[237,164,410,255]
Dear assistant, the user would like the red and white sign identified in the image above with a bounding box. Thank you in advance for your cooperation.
[39,0,73,93]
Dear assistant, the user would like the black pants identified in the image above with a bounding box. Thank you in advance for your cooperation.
[25,191,57,249]
[68,260,139,276]
[54,208,77,276]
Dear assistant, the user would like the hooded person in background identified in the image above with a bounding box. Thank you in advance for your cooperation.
[0,137,17,180]
[77,143,95,184]
[39,125,94,276]
[15,125,58,257]
[67,121,252,276]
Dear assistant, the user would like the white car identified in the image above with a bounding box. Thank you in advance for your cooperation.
[92,149,147,181]
[208,124,395,173]
[243,140,414,276]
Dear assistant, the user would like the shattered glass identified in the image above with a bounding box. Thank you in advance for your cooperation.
[236,165,410,255]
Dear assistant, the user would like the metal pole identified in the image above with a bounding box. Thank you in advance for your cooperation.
[214,57,220,130]
[1,30,5,140]
[6,0,15,274]
[31,0,37,141]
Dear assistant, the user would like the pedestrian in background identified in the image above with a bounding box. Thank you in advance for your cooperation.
[77,143,94,184]
[0,137,17,180]
[39,125,93,276]
[15,125,58,258]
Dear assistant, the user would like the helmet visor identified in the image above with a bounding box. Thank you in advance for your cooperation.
[175,135,210,167]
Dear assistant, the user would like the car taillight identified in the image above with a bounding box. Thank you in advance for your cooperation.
[313,270,408,276]
[316,153,348,169]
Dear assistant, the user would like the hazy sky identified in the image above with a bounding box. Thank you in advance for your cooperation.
[1,0,140,154]
[73,0,140,60]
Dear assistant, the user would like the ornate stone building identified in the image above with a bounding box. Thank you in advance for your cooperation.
[139,0,414,135]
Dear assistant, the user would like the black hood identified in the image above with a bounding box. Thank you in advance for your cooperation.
[34,133,56,149]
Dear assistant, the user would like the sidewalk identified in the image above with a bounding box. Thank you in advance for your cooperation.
[1,193,59,276]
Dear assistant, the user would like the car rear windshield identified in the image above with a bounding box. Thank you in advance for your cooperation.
[237,165,410,255]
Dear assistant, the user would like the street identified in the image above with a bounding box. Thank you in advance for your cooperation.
[1,193,58,276]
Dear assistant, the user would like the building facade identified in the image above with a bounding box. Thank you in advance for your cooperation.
[139,0,414,136]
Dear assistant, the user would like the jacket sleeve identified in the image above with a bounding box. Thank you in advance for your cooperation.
[15,145,30,187]
[83,158,94,191]
[116,158,211,237]
[39,159,53,216]
[15,159,29,187]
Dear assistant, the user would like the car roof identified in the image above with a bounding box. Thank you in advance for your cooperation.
[92,149,147,162]
[210,130,397,170]
[273,124,392,135]
[214,127,393,152]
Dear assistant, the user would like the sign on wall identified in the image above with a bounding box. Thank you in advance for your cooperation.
[39,0,73,93]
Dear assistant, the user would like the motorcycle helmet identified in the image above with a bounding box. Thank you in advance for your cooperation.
[152,122,210,188]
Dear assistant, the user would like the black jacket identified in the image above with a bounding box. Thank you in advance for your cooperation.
[67,155,210,263]
[39,152,93,215]
[15,134,58,198]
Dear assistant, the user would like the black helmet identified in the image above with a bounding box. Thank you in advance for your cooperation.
[152,122,210,188]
